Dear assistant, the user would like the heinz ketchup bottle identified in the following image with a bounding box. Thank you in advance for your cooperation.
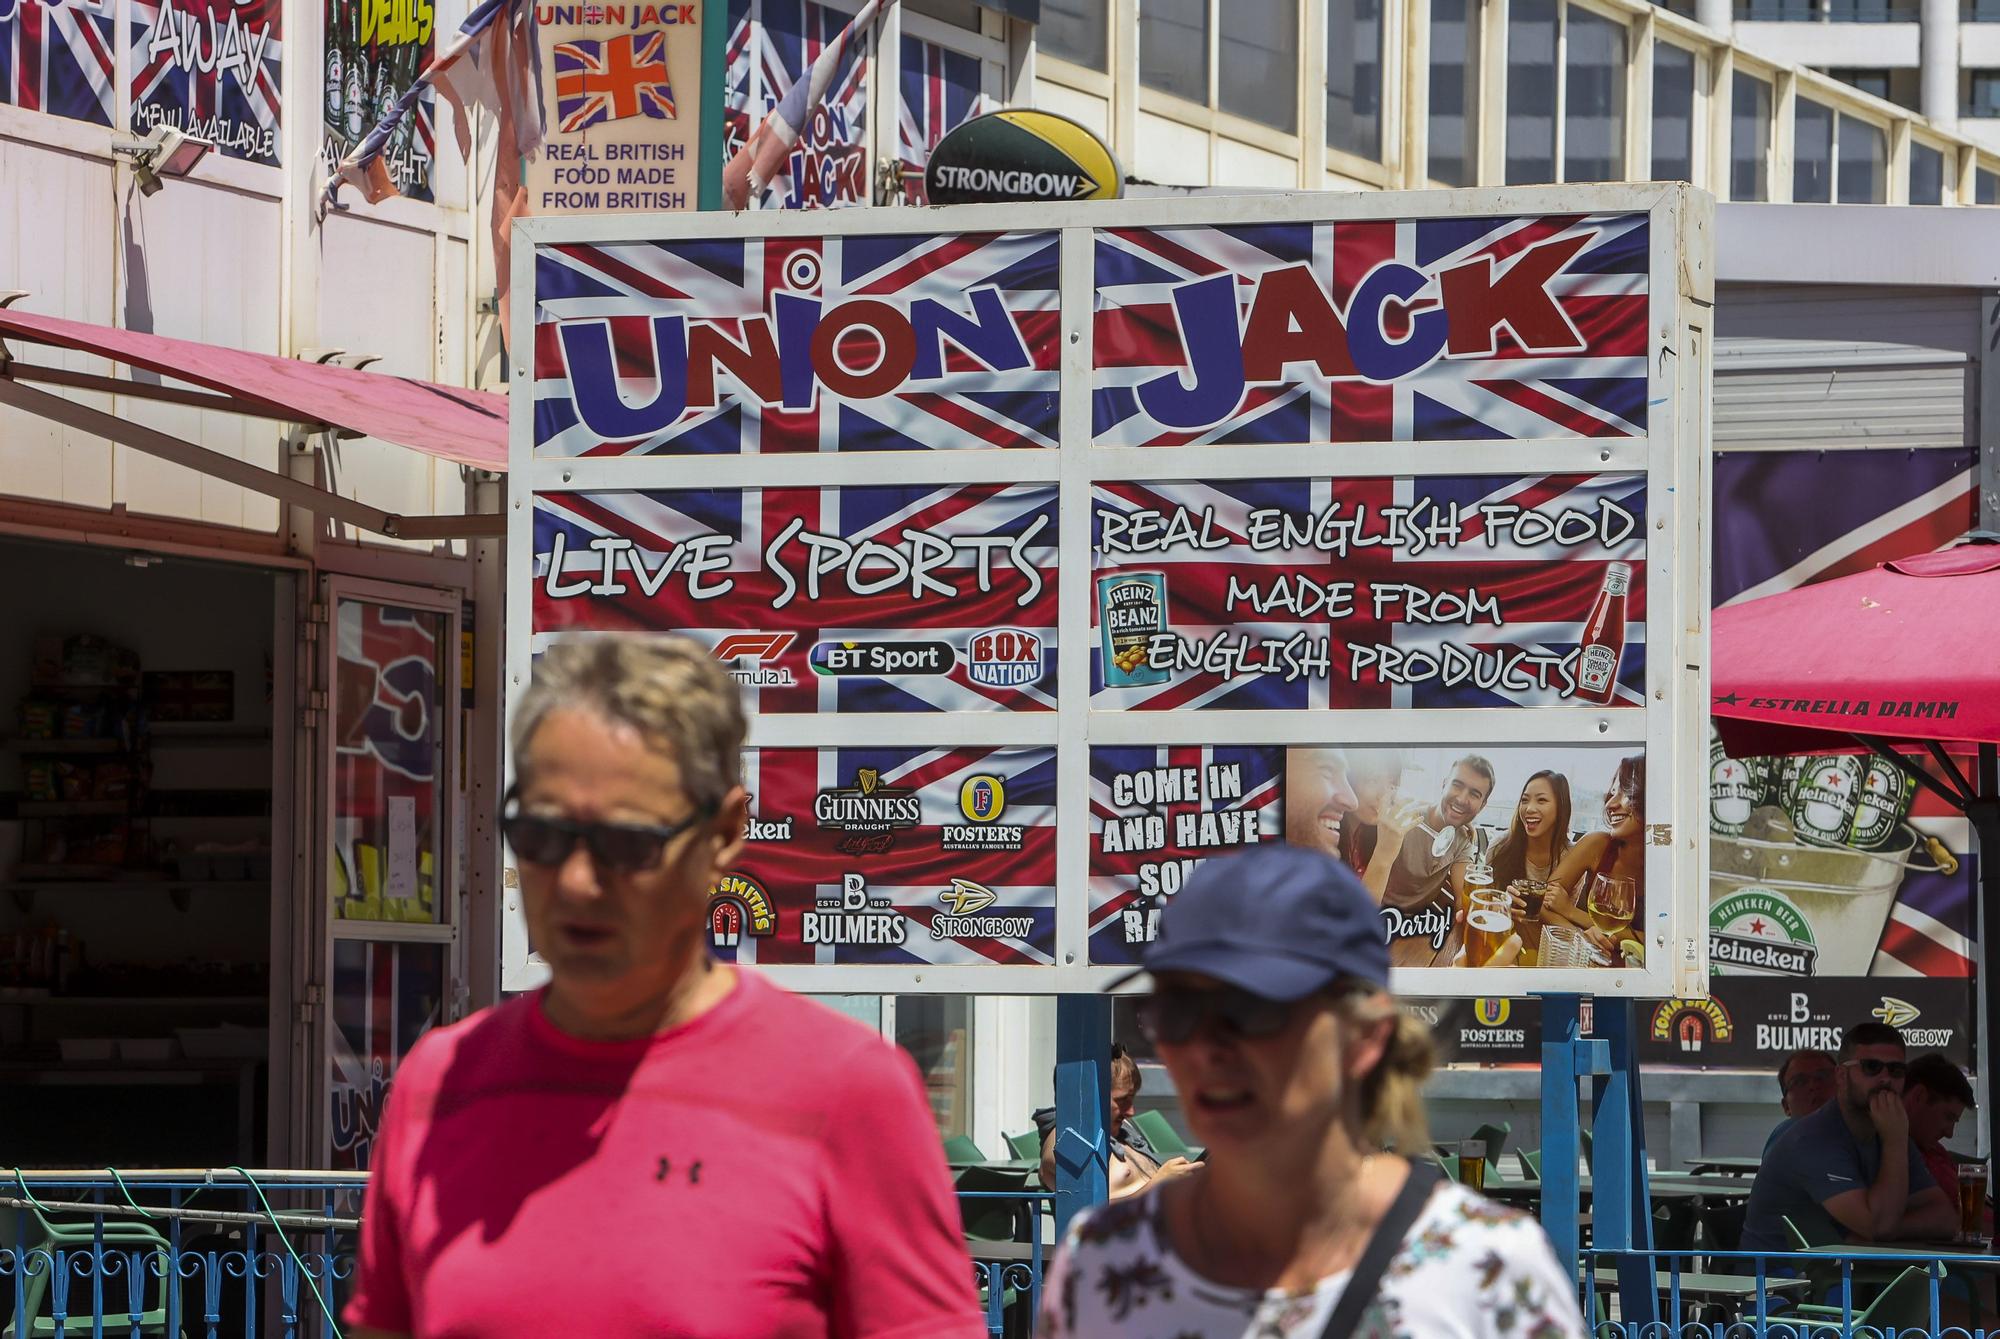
[1575,562,1631,704]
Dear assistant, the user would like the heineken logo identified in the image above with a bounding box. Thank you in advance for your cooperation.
[1710,887,1819,977]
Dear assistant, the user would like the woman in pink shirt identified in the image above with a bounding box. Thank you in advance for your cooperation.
[346,636,985,1339]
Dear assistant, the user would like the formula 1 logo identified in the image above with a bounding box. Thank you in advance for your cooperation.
[714,632,795,687]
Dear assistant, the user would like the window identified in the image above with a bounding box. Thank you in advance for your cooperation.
[1328,0,1385,159]
[895,997,972,1137]
[1825,0,1909,20]
[905,0,983,27]
[1967,72,2000,118]
[1794,98,1834,202]
[1967,0,2000,19]
[1506,0,1559,183]
[1220,0,1299,130]
[1564,10,1626,182]
[1736,0,1812,20]
[1428,0,1482,184]
[1979,169,2000,203]
[1910,142,1945,204]
[1730,72,1771,200]
[1039,0,1108,69]
[1828,68,1891,99]
[1652,43,1697,183]
[1140,0,1209,103]
[1836,114,1885,202]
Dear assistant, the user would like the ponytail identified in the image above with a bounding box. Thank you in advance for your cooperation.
[1340,990,1437,1156]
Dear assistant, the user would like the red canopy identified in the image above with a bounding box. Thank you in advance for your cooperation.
[1711,543,2000,755]
[0,308,507,471]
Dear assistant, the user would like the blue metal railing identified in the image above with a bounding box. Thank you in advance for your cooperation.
[1585,1245,2000,1337]
[0,1172,1048,1339]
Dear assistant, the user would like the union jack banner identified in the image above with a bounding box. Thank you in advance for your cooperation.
[131,0,284,165]
[0,0,115,124]
[1712,446,1977,979]
[532,483,1059,713]
[721,746,1055,967]
[1093,213,1650,446]
[552,28,674,132]
[897,32,983,204]
[330,940,444,1170]
[331,600,443,922]
[533,229,1061,454]
[1089,745,1283,966]
[1093,473,1648,710]
[723,0,871,209]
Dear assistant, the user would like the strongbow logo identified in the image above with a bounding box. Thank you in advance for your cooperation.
[940,878,998,916]
[1873,997,1920,1028]
[714,632,795,687]
[1649,998,1734,1053]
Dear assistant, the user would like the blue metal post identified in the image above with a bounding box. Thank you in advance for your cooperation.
[1538,993,1586,1270]
[1592,997,1657,1330]
[1052,994,1111,1239]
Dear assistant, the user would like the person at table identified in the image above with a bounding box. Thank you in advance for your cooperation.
[1376,754,1493,913]
[1542,757,1646,960]
[1762,1047,1837,1154]
[1740,1021,1958,1252]
[1283,748,1409,885]
[1902,1054,1976,1201]
[1487,769,1573,891]
[1037,845,1587,1339]
[1035,1043,1200,1200]
[344,637,984,1339]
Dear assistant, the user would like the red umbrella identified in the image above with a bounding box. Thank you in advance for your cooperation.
[1713,538,2000,1160]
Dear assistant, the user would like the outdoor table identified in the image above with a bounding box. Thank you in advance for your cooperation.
[1483,1175,1751,1204]
[1684,1156,1763,1176]
[1587,1270,1812,1306]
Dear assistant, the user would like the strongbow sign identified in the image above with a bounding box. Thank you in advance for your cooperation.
[923,109,1121,205]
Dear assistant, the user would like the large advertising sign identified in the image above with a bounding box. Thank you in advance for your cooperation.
[323,0,435,201]
[510,187,1712,996]
[0,0,117,125]
[132,0,282,164]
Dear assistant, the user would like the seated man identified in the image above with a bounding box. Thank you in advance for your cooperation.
[1741,1022,1958,1252]
[1034,1044,1196,1199]
[1903,1054,1976,1202]
[1763,1047,1837,1153]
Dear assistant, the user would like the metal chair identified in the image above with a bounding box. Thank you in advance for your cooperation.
[3,1208,181,1338]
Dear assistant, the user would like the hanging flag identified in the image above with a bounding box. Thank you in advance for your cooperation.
[722,0,892,210]
[552,28,676,132]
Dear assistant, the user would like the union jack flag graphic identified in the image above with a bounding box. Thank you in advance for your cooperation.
[1711,446,1978,978]
[552,29,674,132]
[723,746,1056,966]
[1093,213,1650,446]
[533,229,1060,454]
[1092,473,1647,711]
[723,0,870,209]
[330,940,445,1170]
[897,32,984,204]
[0,0,115,125]
[532,482,1059,713]
[130,0,283,165]
[1089,745,1283,966]
[332,601,443,921]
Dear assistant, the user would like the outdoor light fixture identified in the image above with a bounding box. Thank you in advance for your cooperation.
[111,124,215,196]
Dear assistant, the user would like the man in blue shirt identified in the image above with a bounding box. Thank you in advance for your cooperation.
[1742,1022,1959,1252]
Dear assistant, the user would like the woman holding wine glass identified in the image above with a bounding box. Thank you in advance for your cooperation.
[1544,756,1646,963]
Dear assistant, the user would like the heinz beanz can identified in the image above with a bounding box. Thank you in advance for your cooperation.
[1097,571,1172,689]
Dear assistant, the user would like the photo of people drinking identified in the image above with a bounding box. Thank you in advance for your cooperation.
[1284,747,1647,970]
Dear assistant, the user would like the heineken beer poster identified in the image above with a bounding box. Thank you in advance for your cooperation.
[527,0,705,215]
[1090,744,1649,971]
[710,747,1055,967]
[323,0,436,200]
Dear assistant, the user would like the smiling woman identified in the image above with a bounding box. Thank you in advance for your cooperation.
[342,637,986,1339]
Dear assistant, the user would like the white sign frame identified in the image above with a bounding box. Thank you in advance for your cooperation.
[505,183,1714,999]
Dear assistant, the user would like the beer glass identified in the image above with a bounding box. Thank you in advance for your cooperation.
[1458,1139,1487,1192]
[1466,891,1513,967]
[1960,1163,1988,1241]
[1587,874,1637,937]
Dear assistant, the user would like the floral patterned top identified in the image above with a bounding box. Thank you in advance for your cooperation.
[1036,1177,1588,1339]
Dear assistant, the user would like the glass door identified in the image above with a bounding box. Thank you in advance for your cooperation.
[314,576,461,1170]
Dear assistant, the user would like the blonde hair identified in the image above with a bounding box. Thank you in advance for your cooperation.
[510,637,746,809]
[1339,987,1436,1155]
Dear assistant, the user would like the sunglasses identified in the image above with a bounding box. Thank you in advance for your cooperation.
[1137,985,1308,1046]
[1844,1058,1908,1080]
[502,791,715,873]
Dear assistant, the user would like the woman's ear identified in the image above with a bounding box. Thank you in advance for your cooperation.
[1342,1011,1394,1081]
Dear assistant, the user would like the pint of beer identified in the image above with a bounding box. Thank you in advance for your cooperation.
[1960,1163,1988,1240]
[1458,1139,1487,1191]
[1467,903,1515,967]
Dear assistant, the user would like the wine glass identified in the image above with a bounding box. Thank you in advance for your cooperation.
[1586,874,1638,937]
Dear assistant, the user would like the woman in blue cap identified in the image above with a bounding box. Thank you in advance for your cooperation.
[1038,844,1585,1339]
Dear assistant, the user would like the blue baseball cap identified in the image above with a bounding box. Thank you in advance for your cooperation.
[1113,844,1390,1000]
